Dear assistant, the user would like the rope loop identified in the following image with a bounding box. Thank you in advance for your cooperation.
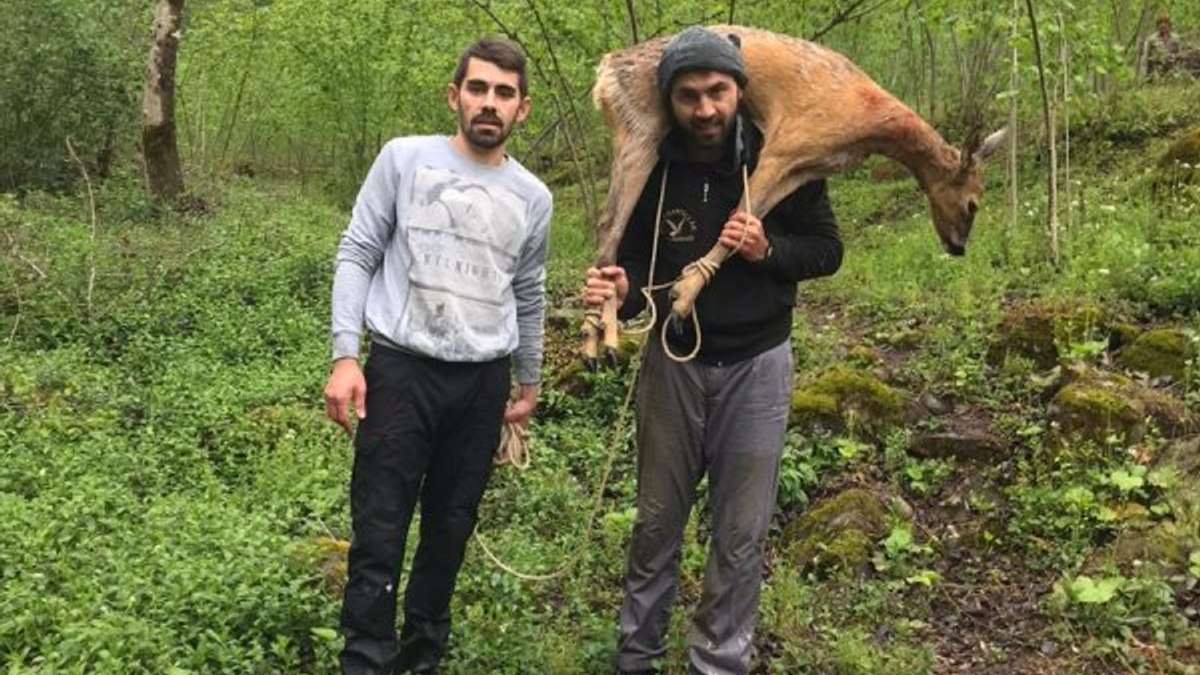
[493,421,530,470]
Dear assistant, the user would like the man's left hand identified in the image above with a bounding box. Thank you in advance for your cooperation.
[720,211,769,262]
[503,383,539,428]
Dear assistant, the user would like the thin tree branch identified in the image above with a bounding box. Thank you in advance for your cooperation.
[809,0,895,42]
[65,137,98,316]
[1025,0,1060,268]
[4,231,73,306]
[624,0,640,44]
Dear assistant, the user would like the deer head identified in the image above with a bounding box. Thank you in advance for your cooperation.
[925,128,1007,256]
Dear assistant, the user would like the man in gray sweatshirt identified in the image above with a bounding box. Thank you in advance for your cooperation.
[323,37,552,675]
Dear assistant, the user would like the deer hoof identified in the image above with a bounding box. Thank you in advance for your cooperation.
[668,312,687,335]
[603,347,620,369]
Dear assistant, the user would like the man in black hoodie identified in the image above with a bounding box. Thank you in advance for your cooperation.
[584,26,843,675]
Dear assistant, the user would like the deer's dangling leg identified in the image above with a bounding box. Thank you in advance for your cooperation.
[580,310,603,370]
[580,296,621,369]
[601,295,620,368]
[669,244,732,325]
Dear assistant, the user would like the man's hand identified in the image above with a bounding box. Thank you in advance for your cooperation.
[584,265,629,309]
[324,358,366,436]
[503,383,539,428]
[720,211,770,262]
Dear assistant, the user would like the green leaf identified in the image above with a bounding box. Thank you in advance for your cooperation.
[1106,467,1145,494]
[1068,575,1122,604]
[883,525,914,557]
[905,569,941,586]
[311,627,339,641]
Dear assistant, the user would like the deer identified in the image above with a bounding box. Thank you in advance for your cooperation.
[580,25,1006,366]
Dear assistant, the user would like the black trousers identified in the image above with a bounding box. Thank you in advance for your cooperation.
[339,344,510,675]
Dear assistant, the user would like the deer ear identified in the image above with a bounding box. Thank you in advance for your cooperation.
[973,128,1008,163]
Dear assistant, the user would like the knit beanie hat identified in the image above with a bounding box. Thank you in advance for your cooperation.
[656,26,748,94]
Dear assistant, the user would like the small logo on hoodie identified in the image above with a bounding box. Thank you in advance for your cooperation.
[663,208,696,243]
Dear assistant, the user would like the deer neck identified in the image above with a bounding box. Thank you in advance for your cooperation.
[865,107,960,191]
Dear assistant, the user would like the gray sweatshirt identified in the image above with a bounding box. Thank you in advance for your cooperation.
[331,136,552,384]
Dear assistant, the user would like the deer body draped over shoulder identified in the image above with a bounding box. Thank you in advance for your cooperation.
[581,25,1005,365]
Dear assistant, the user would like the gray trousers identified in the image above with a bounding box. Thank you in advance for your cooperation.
[616,340,793,675]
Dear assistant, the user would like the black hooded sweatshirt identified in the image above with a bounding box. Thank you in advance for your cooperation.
[616,116,844,365]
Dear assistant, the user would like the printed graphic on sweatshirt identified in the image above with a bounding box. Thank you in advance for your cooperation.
[402,166,528,360]
[663,207,696,243]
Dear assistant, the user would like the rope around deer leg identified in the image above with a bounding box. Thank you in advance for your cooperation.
[659,163,754,363]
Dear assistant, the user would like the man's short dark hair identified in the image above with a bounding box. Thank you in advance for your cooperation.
[453,38,528,96]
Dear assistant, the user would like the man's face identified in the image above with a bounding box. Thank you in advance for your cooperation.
[668,70,741,153]
[448,57,530,151]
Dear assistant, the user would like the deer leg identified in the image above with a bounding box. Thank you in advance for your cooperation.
[601,296,620,367]
[580,138,658,368]
[669,243,734,325]
[579,296,621,369]
[580,309,603,369]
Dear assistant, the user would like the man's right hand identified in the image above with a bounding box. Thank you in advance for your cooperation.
[584,265,629,309]
[324,358,366,436]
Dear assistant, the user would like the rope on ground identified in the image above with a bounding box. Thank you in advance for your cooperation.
[472,356,641,581]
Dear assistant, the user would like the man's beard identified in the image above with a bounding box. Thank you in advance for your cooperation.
[461,109,513,150]
[686,116,729,148]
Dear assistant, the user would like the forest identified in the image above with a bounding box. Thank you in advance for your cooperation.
[2,0,1200,673]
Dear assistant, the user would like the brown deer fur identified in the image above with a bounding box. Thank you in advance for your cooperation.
[592,25,1005,264]
[580,25,1004,363]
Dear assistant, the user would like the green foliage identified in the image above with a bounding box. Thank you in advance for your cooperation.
[0,0,148,192]
[872,524,940,589]
[5,3,1200,671]
[777,430,868,512]
[1,182,346,673]
[1002,436,1172,573]
[1050,571,1188,649]
[761,566,935,675]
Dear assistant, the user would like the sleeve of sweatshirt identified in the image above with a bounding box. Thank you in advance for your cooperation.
[512,190,552,384]
[757,178,844,283]
[330,142,400,361]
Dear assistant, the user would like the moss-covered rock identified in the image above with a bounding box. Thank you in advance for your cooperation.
[1050,378,1148,445]
[781,488,898,576]
[1118,328,1196,381]
[1154,124,1200,193]
[1048,367,1193,446]
[292,536,349,599]
[1153,435,1200,532]
[1093,522,1191,577]
[846,344,883,367]
[789,365,905,436]
[1108,322,1141,351]
[1155,435,1200,479]
[986,301,1108,370]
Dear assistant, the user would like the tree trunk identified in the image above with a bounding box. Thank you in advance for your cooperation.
[1006,0,1020,265]
[1025,0,1059,268]
[142,0,185,201]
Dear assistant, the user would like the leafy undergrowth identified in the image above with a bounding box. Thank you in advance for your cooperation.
[5,83,1200,673]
